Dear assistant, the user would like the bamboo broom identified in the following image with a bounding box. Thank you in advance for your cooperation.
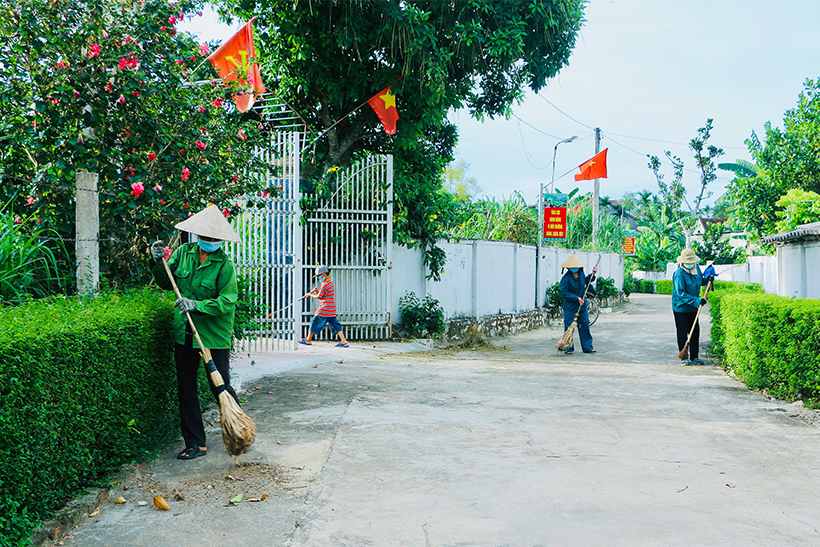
[678,279,713,361]
[161,257,256,462]
[556,255,601,352]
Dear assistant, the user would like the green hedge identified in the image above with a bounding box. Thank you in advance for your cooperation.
[0,290,179,546]
[708,284,820,406]
[656,279,762,297]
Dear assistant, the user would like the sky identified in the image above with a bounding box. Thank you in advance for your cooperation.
[181,1,820,208]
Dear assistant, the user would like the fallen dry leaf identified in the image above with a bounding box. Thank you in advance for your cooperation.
[255,386,261,390]
[225,475,236,481]
[123,485,129,491]
[215,418,221,423]
[276,438,286,445]
[56,542,63,546]
[88,508,100,517]
[312,364,318,368]
[153,496,170,511]
[726,483,737,488]
[114,497,126,504]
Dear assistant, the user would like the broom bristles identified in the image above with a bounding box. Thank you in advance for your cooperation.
[556,321,576,351]
[206,367,257,457]
[678,345,689,360]
[219,394,256,457]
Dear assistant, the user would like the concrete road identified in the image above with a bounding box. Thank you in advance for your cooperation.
[64,294,820,546]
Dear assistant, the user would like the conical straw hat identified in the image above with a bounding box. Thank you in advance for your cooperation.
[560,254,586,269]
[174,205,240,242]
[676,248,700,264]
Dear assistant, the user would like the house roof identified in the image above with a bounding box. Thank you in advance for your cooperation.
[760,222,820,244]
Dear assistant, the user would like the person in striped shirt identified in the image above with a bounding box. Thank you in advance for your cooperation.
[299,265,350,347]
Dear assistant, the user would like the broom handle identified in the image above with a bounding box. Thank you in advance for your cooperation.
[161,257,219,382]
[683,279,713,347]
[573,255,603,322]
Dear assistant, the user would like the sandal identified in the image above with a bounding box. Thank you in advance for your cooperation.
[177,446,207,460]
[298,338,312,346]
[583,349,597,354]
[336,343,349,348]
[564,349,574,355]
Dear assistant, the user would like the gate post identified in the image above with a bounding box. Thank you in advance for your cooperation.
[75,170,99,294]
[291,131,303,347]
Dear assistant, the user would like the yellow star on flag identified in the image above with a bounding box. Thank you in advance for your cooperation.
[380,90,396,110]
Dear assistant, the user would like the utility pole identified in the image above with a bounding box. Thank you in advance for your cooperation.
[536,182,543,307]
[592,127,601,247]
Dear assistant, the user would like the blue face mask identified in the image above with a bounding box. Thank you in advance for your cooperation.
[197,239,223,252]
[569,267,581,273]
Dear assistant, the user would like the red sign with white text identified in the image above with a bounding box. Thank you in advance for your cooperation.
[543,207,567,239]
[623,236,636,255]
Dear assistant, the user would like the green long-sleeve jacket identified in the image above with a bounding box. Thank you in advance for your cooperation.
[152,242,237,349]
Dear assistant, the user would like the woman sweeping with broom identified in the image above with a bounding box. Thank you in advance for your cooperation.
[557,254,597,355]
[149,205,251,460]
[672,248,713,366]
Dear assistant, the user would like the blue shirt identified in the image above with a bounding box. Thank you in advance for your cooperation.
[672,265,703,313]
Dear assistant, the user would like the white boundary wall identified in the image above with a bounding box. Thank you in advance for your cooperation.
[391,240,624,321]
[661,256,778,295]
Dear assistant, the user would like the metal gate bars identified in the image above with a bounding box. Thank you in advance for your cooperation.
[301,155,394,341]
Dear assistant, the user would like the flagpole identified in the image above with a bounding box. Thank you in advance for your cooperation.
[592,127,601,248]
[301,99,372,157]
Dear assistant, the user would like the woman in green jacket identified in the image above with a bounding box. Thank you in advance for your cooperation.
[150,205,240,460]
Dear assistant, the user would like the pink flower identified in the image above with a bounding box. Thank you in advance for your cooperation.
[195,140,206,150]
[222,208,229,218]
[124,35,132,43]
[57,60,69,69]
[179,12,184,20]
[197,106,205,113]
[237,129,246,140]
[50,97,59,105]
[27,197,34,206]
[198,10,203,16]
[199,43,209,56]
[160,26,166,32]
[105,83,112,91]
[116,95,126,104]
[163,246,171,260]
[181,167,190,181]
[101,31,109,39]
[262,191,268,198]
[147,152,156,161]
[130,182,144,197]
[175,59,184,65]
[247,77,254,86]
[77,135,84,144]
[88,44,101,57]
[14,216,21,224]
[200,127,206,135]
[118,58,127,70]
[154,184,162,193]
[212,98,223,108]
[73,90,80,98]
[168,15,177,25]
[131,90,140,98]
[159,199,164,204]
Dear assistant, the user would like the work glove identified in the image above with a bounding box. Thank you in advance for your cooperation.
[707,275,715,283]
[174,298,197,314]
[700,298,708,307]
[150,241,167,262]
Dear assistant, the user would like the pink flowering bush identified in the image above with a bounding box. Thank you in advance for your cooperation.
[0,0,271,284]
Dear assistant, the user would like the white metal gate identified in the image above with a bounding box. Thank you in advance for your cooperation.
[230,130,302,351]
[301,155,394,340]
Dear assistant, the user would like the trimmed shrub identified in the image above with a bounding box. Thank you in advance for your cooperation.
[595,277,618,300]
[398,292,445,338]
[655,279,673,294]
[545,282,563,315]
[0,290,178,546]
[622,275,635,296]
[708,285,820,406]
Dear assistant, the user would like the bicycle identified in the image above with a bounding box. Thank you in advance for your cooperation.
[585,289,600,326]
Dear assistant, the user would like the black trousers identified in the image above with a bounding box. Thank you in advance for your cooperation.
[175,331,239,449]
[673,310,699,359]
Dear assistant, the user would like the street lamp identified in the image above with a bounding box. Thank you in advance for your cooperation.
[550,135,578,194]
[537,135,577,307]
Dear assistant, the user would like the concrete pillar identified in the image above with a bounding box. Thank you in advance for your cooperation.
[76,171,99,294]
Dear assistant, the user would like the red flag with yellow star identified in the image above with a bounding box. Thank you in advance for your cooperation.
[207,18,265,113]
[574,149,608,181]
[367,87,399,134]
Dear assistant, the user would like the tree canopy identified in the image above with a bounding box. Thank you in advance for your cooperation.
[728,76,820,238]
[218,0,585,276]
